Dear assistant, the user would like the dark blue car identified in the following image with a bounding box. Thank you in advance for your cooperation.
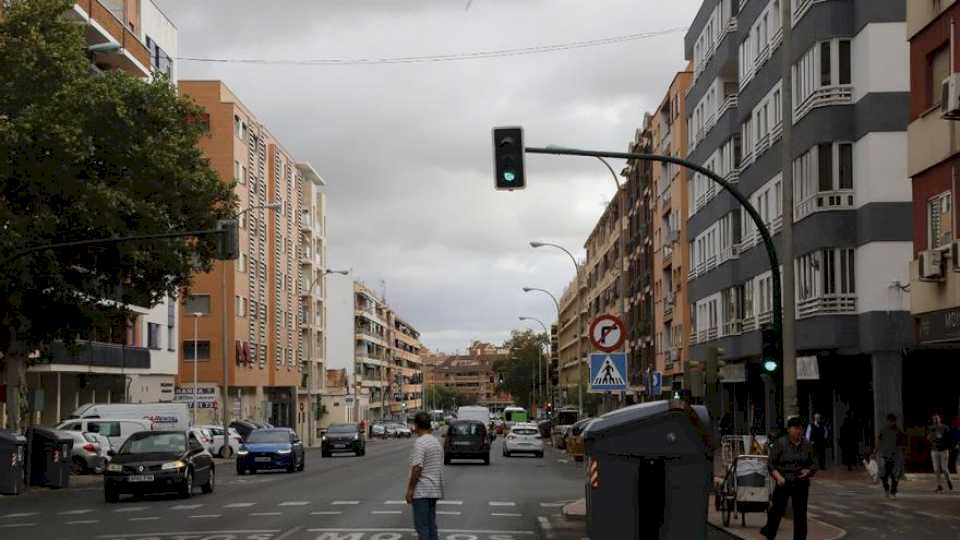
[236,428,305,474]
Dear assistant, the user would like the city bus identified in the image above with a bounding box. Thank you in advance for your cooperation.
[503,406,528,428]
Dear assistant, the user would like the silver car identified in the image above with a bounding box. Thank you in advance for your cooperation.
[63,431,105,473]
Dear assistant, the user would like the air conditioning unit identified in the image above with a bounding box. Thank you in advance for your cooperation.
[942,73,960,118]
[920,249,945,280]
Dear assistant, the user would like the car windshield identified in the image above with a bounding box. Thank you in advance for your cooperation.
[120,433,186,455]
[246,431,290,443]
[328,425,357,434]
[449,423,483,436]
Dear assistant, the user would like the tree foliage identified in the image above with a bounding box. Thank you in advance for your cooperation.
[423,384,478,411]
[0,0,236,355]
[494,329,548,408]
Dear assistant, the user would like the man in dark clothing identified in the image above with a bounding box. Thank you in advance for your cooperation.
[761,416,818,540]
[805,413,828,470]
[876,413,904,499]
[928,414,954,491]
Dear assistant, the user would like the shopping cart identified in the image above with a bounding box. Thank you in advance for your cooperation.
[714,454,770,528]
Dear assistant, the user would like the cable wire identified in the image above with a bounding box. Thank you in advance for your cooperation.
[176,26,687,66]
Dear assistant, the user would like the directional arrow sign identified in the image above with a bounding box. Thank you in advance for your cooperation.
[589,353,628,393]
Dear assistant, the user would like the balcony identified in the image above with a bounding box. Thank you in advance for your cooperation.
[742,316,758,333]
[798,294,856,319]
[722,319,743,337]
[689,328,698,346]
[795,85,854,122]
[301,212,314,232]
[755,133,771,156]
[794,190,855,222]
[718,244,740,264]
[770,121,783,143]
[47,340,150,370]
[755,45,771,72]
[70,1,151,78]
[792,0,827,26]
[717,94,738,120]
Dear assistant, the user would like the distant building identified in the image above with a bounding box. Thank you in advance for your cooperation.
[321,368,366,427]
[423,345,512,413]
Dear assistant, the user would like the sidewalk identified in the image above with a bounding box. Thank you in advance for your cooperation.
[706,499,845,540]
[535,498,740,539]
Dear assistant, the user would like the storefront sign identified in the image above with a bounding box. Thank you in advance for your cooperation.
[175,386,218,408]
[719,363,745,383]
[797,356,820,380]
[917,307,960,344]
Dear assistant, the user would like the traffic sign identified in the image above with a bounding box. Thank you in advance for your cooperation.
[589,353,628,393]
[589,314,625,352]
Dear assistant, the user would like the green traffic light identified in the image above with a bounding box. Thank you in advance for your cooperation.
[503,171,516,183]
[763,360,778,372]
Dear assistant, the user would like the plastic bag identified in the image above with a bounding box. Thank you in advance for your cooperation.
[865,457,879,483]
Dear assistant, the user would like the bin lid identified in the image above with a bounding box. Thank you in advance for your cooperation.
[0,430,27,445]
[582,400,709,440]
[26,426,73,442]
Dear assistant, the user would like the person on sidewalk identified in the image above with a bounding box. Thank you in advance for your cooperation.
[839,412,859,471]
[805,413,828,471]
[761,416,818,540]
[927,414,954,492]
[406,411,444,540]
[876,413,904,499]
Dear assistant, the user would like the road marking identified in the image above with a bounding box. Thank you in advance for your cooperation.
[491,512,523,517]
[59,509,95,515]
[372,510,402,514]
[437,500,463,505]
[128,517,160,522]
[437,511,462,516]
[170,504,204,510]
[1,513,37,519]
[306,529,535,535]
[278,501,310,506]
[332,500,360,505]
[67,520,99,525]
[384,500,406,505]
[250,512,283,516]
[189,514,222,519]
[113,506,149,513]
[0,523,34,529]
[540,502,565,508]
[223,502,256,508]
[96,531,281,538]
[310,511,343,516]
[489,501,517,507]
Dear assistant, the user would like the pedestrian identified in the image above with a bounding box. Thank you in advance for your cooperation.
[761,416,817,540]
[927,414,954,491]
[839,412,859,471]
[406,411,444,540]
[805,413,828,471]
[876,413,904,499]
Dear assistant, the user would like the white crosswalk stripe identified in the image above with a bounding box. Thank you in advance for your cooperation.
[540,502,565,508]
[384,500,406,505]
[59,509,94,515]
[113,507,149,513]
[250,512,282,517]
[491,512,523,517]
[278,501,309,506]
[311,511,343,516]
[0,523,34,528]
[332,500,360,505]
[437,511,462,516]
[66,520,99,525]
[223,502,256,508]
[437,500,463,506]
[190,514,222,519]
[489,501,516,507]
[1,513,37,519]
[372,510,402,514]
[171,504,204,510]
[128,517,160,522]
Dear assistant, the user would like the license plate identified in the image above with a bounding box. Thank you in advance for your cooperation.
[454,441,473,446]
[127,475,154,482]
[334,444,346,448]
[255,457,272,462]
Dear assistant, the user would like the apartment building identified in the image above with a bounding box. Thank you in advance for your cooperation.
[652,69,694,395]
[906,0,960,428]
[684,0,910,438]
[556,280,584,409]
[422,342,512,412]
[623,118,657,396]
[353,282,423,420]
[177,80,308,428]
[20,0,179,426]
[296,163,328,441]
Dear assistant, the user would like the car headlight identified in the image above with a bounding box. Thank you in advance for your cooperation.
[277,448,292,454]
[161,460,187,470]
[107,463,123,472]
[237,448,249,456]
[353,434,359,441]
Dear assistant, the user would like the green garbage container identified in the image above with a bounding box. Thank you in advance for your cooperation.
[0,430,27,495]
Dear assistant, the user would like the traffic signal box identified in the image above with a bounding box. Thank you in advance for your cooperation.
[493,127,526,191]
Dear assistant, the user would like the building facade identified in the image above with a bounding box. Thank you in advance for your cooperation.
[422,342,512,412]
[684,0,911,441]
[906,0,960,428]
[556,280,584,409]
[177,80,308,428]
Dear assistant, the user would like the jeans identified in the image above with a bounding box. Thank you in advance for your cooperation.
[412,498,438,540]
[761,479,810,540]
[932,450,953,488]
[880,457,899,495]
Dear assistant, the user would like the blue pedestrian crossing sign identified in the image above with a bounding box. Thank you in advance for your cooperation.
[589,353,628,393]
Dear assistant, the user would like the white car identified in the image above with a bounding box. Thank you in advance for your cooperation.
[189,427,217,454]
[503,423,544,458]
[196,425,243,457]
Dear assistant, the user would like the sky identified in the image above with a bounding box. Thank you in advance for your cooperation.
[156,0,701,354]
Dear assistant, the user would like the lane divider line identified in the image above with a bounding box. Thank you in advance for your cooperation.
[250,512,283,517]
[372,510,402,515]
[278,501,309,507]
[331,501,360,505]
[223,503,256,508]
[437,500,463,506]
[189,515,222,519]
[310,511,343,516]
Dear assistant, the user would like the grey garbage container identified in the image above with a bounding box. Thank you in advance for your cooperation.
[583,400,715,540]
[26,427,73,489]
[0,430,27,495]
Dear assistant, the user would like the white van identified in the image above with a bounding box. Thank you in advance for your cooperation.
[456,406,491,426]
[67,402,189,431]
[56,418,153,450]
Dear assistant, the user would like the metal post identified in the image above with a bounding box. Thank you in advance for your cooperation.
[221,260,229,440]
[193,313,199,425]
[596,156,627,410]
[780,0,798,428]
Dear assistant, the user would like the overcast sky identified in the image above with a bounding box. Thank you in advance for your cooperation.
[156,0,700,353]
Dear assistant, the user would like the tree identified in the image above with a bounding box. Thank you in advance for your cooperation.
[494,329,548,410]
[423,384,477,411]
[0,0,236,429]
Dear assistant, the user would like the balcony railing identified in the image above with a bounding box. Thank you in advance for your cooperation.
[722,319,743,337]
[795,85,854,122]
[755,133,771,156]
[770,121,783,142]
[72,0,151,77]
[718,244,740,264]
[48,340,150,369]
[755,45,771,72]
[717,94,738,119]
[742,316,758,333]
[792,0,826,26]
[757,310,774,327]
[689,328,698,346]
[797,294,856,318]
[794,190,855,222]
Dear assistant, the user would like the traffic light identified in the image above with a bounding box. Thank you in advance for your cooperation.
[492,126,526,191]
[761,326,781,373]
[216,219,239,260]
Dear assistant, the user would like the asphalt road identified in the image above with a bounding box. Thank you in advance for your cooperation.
[0,436,585,540]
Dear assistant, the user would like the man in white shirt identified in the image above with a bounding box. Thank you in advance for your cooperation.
[406,411,444,540]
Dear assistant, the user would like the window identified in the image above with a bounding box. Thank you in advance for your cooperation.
[147,323,161,350]
[929,191,953,249]
[239,252,247,273]
[820,41,831,87]
[929,45,951,108]
[237,296,247,318]
[839,40,851,85]
[183,340,211,361]
[818,143,833,192]
[838,143,853,189]
[235,115,246,140]
[184,294,211,315]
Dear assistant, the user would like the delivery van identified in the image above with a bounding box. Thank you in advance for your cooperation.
[67,402,189,431]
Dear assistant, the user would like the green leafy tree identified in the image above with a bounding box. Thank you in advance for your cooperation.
[423,384,477,411]
[494,329,548,409]
[0,0,236,429]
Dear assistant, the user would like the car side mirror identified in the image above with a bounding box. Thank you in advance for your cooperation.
[107,449,116,457]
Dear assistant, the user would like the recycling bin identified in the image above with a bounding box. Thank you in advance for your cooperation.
[583,400,715,540]
[26,426,73,488]
[0,430,27,495]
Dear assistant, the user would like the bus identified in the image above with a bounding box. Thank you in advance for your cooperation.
[503,406,528,428]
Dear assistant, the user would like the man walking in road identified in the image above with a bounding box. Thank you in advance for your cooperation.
[928,414,954,492]
[876,413,904,499]
[761,416,817,540]
[805,413,828,471]
[406,411,444,540]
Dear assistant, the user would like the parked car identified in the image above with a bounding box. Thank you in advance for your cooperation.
[189,427,216,454]
[384,423,399,438]
[565,418,592,462]
[63,430,105,474]
[392,423,412,438]
[229,420,259,441]
[57,418,153,450]
[236,428,305,474]
[370,422,387,438]
[103,430,214,503]
[503,423,544,458]
[196,425,242,457]
[444,419,490,465]
[322,423,366,457]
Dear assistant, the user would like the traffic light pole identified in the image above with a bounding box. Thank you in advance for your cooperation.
[525,146,784,428]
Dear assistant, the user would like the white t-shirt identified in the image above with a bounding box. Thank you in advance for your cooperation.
[410,433,444,499]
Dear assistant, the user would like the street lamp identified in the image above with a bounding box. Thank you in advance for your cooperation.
[191,312,203,425]
[303,268,350,446]
[530,241,584,418]
[519,316,549,418]
[520,290,559,409]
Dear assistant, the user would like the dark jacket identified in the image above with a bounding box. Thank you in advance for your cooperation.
[769,435,818,481]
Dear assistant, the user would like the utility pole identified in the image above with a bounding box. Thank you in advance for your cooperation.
[780,0,798,428]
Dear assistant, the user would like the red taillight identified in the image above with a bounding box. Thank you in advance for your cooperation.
[82,443,97,453]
